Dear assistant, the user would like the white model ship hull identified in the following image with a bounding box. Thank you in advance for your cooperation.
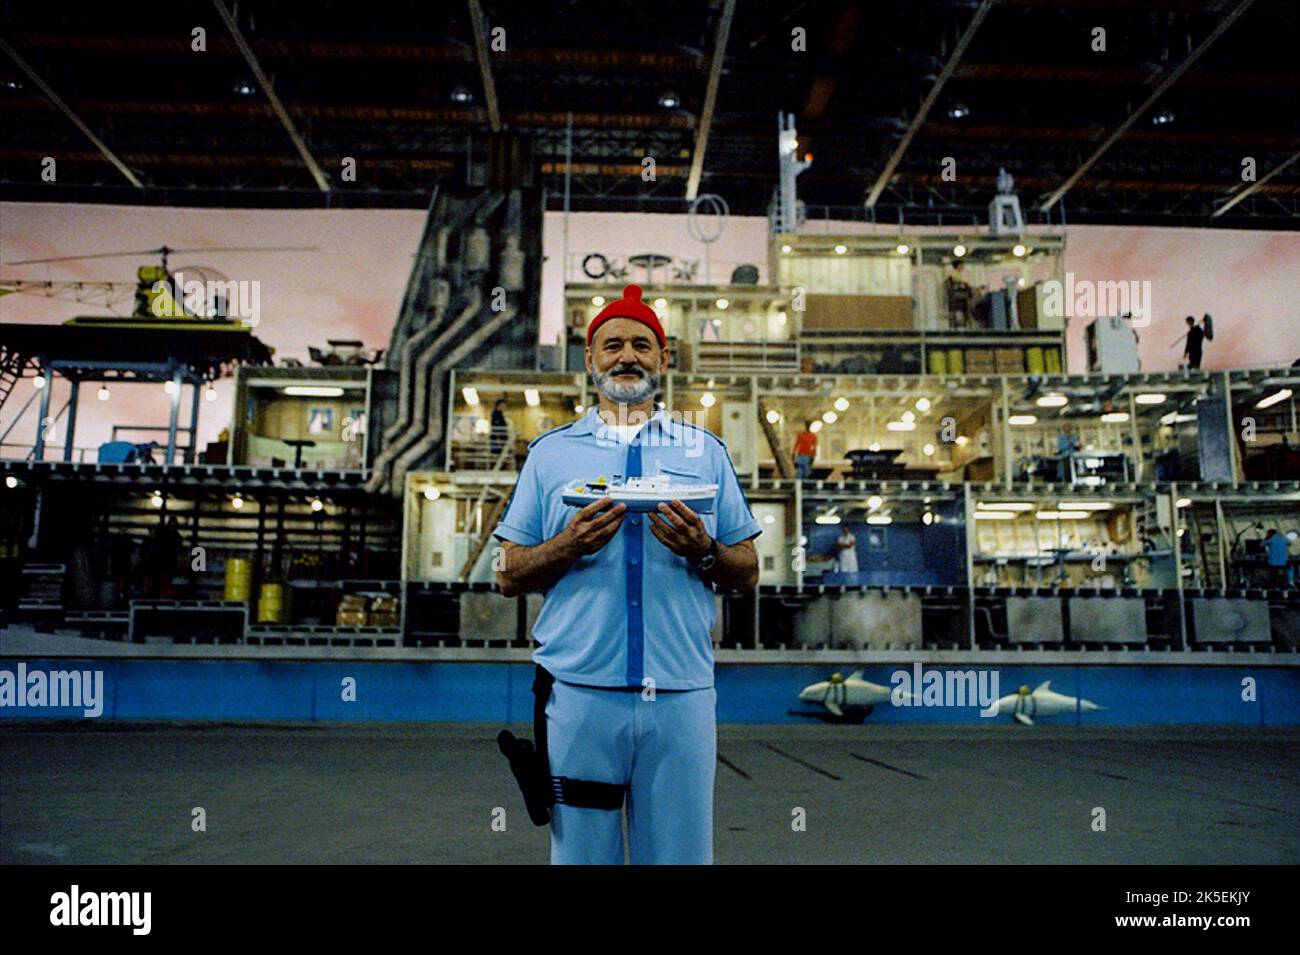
[562,477,717,513]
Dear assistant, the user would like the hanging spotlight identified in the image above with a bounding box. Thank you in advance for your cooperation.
[524,388,540,407]
[590,296,605,306]
[822,411,837,424]
[164,380,179,395]
[700,392,717,408]
[653,298,668,310]
[948,102,970,119]
[952,244,967,258]
[1012,243,1028,257]
[715,298,729,310]
[97,386,111,401]
[4,475,18,489]
[150,492,164,509]
[901,410,915,423]
[450,86,473,104]
[423,486,441,501]
[462,386,480,406]
[204,385,218,402]
[658,90,680,109]
[32,376,47,390]
[923,443,936,456]
[810,421,823,434]
[310,498,324,512]
[781,244,792,254]
[896,243,910,255]
[867,495,883,510]
[915,397,931,412]
[833,397,849,412]
[776,311,788,326]
[231,494,245,510]
[834,244,847,255]
[765,409,781,424]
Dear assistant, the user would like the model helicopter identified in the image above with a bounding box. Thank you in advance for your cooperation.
[0,244,315,331]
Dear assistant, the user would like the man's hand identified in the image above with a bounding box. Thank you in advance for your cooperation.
[648,500,713,562]
[559,496,627,559]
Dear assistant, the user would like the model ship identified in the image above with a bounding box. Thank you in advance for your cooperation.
[561,474,717,513]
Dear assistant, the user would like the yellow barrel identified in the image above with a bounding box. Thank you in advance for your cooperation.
[223,557,253,601]
[257,583,289,624]
[946,348,964,374]
[1044,348,1062,373]
[1026,346,1045,374]
[927,349,947,375]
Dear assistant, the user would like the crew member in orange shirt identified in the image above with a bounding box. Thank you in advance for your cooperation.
[792,421,817,480]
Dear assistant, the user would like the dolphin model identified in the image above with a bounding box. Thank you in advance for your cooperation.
[797,670,908,721]
[995,680,1103,726]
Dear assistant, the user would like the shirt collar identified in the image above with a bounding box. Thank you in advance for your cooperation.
[570,406,674,438]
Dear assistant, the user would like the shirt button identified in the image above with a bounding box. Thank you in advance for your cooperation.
[630,557,638,565]
[631,599,639,607]
[630,517,641,526]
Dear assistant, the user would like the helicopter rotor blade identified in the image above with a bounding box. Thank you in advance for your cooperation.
[4,245,319,266]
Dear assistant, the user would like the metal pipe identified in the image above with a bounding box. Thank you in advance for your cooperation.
[33,369,52,461]
[165,369,182,465]
[62,379,79,462]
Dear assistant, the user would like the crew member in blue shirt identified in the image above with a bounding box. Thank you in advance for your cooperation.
[1263,529,1291,589]
[493,284,761,864]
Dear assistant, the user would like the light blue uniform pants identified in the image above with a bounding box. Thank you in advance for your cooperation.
[545,680,717,865]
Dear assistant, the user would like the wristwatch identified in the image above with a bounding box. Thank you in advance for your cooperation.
[695,537,719,571]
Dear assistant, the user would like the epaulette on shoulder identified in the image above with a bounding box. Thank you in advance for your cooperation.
[679,419,726,449]
[527,422,575,451]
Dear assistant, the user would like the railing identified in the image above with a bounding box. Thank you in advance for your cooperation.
[450,423,518,472]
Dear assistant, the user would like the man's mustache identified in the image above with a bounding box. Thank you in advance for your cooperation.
[607,364,645,378]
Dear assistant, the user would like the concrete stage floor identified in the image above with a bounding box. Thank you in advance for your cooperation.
[2,724,1297,865]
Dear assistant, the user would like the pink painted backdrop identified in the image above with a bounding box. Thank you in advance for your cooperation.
[3,201,1297,455]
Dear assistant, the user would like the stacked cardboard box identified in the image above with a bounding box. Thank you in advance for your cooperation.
[965,348,996,373]
[369,595,400,628]
[995,347,1024,373]
[336,593,368,627]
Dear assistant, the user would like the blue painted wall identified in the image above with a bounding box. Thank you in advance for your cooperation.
[804,500,966,587]
[1,658,1296,725]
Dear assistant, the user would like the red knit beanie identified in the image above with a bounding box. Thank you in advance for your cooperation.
[586,284,666,348]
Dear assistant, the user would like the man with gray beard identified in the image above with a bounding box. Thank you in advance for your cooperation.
[494,284,761,864]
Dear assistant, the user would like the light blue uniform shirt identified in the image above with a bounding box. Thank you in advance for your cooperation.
[492,407,762,690]
[1265,533,1290,567]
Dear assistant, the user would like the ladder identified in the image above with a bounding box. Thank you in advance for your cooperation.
[460,493,510,581]
[757,398,795,479]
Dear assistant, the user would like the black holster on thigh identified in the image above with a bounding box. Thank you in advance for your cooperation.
[497,665,626,827]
